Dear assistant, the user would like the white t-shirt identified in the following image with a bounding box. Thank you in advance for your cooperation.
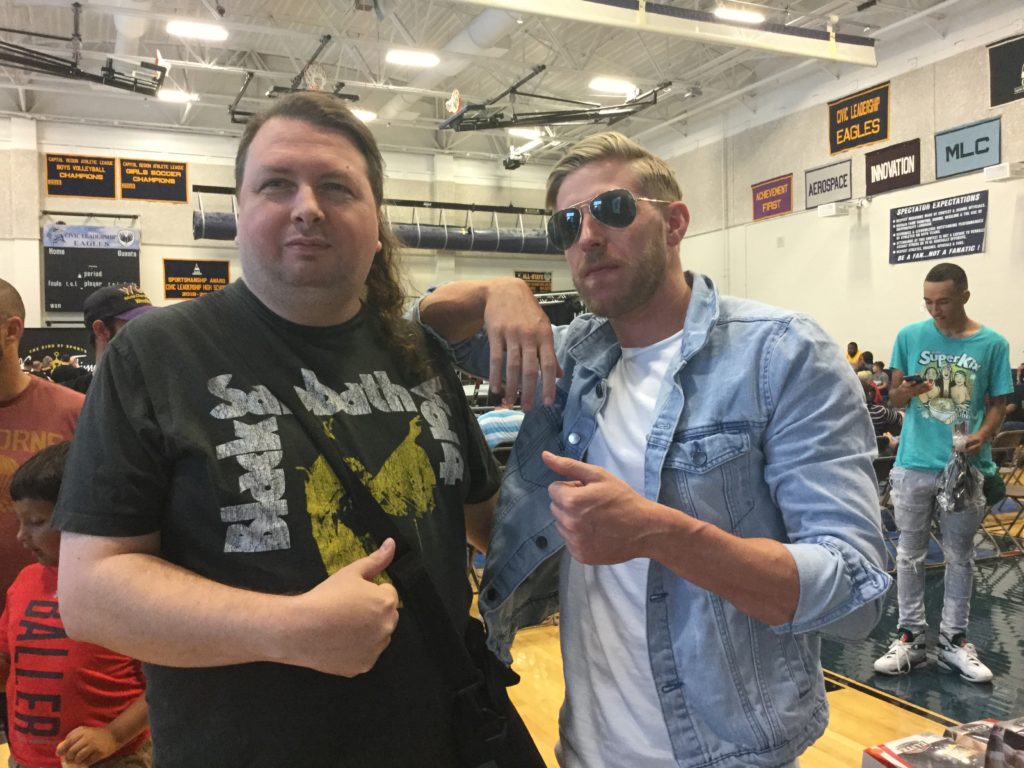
[557,329,683,768]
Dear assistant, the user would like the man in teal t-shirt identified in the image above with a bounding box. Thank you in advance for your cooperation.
[874,263,1011,684]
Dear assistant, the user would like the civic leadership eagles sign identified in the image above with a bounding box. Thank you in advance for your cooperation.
[828,82,889,154]
[805,160,852,209]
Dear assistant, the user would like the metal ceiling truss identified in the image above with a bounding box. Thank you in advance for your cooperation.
[0,2,165,97]
[227,33,359,124]
[440,64,671,132]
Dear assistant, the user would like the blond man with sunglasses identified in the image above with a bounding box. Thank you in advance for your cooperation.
[416,132,889,768]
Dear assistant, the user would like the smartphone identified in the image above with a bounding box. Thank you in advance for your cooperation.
[903,375,924,384]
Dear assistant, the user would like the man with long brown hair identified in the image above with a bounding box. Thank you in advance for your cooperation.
[51,92,501,767]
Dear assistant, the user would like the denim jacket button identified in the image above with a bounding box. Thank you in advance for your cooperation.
[692,449,707,466]
[484,588,497,602]
[568,433,581,445]
[535,536,548,549]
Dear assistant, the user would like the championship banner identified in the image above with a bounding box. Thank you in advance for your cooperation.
[889,191,988,265]
[514,270,552,293]
[120,159,189,202]
[935,117,1000,179]
[163,259,230,299]
[19,328,95,374]
[42,224,141,313]
[45,154,116,199]
[828,82,889,154]
[865,139,920,196]
[805,159,852,209]
[989,35,1024,107]
[751,174,792,221]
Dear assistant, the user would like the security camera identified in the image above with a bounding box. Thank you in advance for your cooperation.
[502,156,523,171]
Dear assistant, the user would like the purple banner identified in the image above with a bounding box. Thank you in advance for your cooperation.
[752,174,793,221]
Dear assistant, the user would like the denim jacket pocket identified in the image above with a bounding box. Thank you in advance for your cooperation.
[497,396,566,519]
[663,431,755,532]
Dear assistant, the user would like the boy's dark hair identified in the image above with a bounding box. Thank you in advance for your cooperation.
[925,262,968,292]
[10,442,71,503]
[860,350,874,366]
[873,360,885,370]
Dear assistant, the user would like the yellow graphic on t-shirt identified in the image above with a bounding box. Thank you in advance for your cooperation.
[302,416,436,576]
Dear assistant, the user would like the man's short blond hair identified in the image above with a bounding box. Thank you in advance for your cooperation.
[545,131,682,210]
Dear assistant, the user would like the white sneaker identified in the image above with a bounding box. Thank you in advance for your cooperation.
[873,630,927,675]
[937,634,993,683]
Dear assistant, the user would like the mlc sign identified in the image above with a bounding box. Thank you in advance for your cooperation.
[935,117,1000,179]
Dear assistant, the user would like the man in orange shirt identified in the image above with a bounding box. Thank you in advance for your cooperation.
[0,279,84,614]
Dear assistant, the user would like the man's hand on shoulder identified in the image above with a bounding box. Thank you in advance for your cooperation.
[482,278,560,410]
[280,538,399,677]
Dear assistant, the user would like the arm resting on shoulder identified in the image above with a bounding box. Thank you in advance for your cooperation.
[416,278,559,409]
[57,531,399,677]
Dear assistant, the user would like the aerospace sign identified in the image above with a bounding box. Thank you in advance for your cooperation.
[865,139,920,196]
[751,174,793,221]
[828,82,889,154]
[805,160,852,209]
[889,191,988,265]
[42,224,141,313]
[935,117,1000,179]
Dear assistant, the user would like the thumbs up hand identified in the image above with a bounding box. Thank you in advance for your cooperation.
[542,451,660,565]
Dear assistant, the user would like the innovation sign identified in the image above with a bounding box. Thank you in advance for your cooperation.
[805,160,852,209]
[935,117,1000,179]
[865,139,920,197]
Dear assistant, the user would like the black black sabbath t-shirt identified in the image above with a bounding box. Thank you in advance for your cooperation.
[54,280,500,767]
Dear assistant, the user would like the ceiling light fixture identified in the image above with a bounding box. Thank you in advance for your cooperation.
[508,127,542,139]
[351,108,377,123]
[588,77,639,97]
[513,137,544,154]
[385,49,440,68]
[157,89,199,103]
[713,5,766,24]
[166,20,229,41]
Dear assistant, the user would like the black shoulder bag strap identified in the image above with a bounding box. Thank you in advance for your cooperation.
[203,294,543,768]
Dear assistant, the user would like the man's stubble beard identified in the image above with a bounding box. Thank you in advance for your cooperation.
[572,232,667,320]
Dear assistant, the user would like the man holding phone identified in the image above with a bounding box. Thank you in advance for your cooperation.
[874,263,1012,683]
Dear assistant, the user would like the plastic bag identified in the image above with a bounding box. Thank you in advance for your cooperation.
[935,450,982,514]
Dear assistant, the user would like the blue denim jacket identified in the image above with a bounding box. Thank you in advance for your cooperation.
[418,273,890,767]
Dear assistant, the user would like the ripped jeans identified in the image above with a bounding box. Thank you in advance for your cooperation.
[890,467,985,639]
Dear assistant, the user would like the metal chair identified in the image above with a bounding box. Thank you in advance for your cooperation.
[982,430,1024,550]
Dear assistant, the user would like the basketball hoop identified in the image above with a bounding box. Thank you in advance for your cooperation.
[303,63,328,92]
[445,87,462,114]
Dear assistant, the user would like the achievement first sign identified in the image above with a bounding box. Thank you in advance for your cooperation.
[751,174,793,221]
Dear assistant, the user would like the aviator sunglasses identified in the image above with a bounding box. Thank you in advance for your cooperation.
[546,188,672,251]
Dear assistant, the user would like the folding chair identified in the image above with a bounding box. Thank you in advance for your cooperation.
[983,430,1024,550]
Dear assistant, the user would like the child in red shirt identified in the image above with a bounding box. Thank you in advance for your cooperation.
[0,442,150,768]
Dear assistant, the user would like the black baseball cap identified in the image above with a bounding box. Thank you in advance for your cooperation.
[83,284,155,327]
